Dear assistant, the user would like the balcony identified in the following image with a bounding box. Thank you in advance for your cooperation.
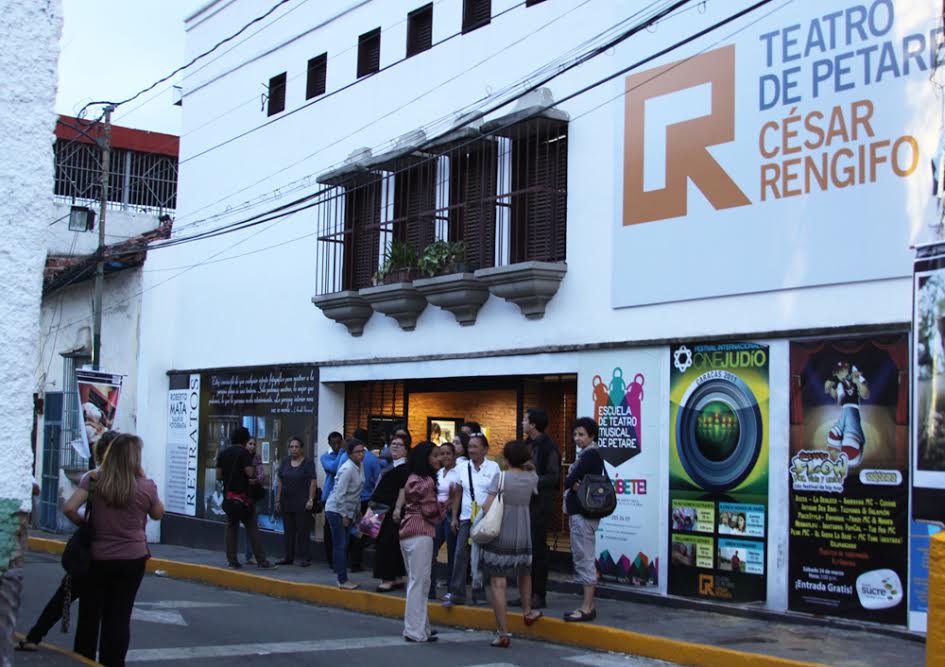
[312,93,568,335]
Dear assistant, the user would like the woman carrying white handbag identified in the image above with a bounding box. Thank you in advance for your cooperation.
[476,440,542,648]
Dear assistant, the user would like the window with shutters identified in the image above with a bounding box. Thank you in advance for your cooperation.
[267,72,286,116]
[306,53,327,99]
[314,118,568,297]
[406,4,433,57]
[357,28,381,78]
[462,0,491,33]
[508,118,568,264]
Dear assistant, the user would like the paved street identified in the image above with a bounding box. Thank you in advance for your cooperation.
[16,552,668,666]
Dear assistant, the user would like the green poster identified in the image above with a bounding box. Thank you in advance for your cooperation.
[668,342,769,603]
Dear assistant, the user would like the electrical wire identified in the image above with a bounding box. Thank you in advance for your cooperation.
[40,0,784,338]
[169,0,669,232]
[77,0,294,121]
[113,0,317,125]
[151,0,692,248]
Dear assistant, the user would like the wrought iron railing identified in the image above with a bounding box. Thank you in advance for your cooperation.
[53,139,178,214]
[314,115,567,295]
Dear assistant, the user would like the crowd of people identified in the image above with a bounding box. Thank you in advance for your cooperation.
[215,408,609,646]
[22,408,608,658]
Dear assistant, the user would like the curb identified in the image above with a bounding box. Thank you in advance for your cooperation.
[29,537,825,667]
[14,632,102,666]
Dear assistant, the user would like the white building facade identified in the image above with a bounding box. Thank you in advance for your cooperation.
[140,0,943,630]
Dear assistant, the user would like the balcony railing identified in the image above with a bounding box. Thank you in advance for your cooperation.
[313,113,568,296]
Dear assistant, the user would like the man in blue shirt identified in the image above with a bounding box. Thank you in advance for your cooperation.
[319,431,345,567]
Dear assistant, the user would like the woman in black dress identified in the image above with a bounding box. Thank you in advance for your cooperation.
[371,434,411,592]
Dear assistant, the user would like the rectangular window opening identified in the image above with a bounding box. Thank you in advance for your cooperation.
[357,28,381,78]
[406,4,433,57]
[462,0,491,33]
[306,53,327,99]
[267,72,287,116]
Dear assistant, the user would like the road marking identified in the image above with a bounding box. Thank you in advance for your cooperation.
[565,653,672,666]
[136,600,237,609]
[125,631,489,661]
[131,608,187,626]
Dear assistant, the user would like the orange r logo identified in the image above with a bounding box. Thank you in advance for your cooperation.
[699,574,715,597]
[623,45,750,225]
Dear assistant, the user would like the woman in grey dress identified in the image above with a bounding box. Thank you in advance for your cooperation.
[479,440,541,647]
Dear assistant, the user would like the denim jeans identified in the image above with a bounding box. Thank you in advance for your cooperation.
[429,517,456,599]
[326,511,350,583]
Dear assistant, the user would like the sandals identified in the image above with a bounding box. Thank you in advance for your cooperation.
[15,640,39,652]
[563,608,597,623]
[523,610,543,626]
[490,633,511,648]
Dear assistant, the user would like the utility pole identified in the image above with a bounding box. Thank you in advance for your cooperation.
[92,106,113,370]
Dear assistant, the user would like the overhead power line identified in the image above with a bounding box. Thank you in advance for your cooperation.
[41,0,785,338]
[78,0,294,121]
[169,0,671,232]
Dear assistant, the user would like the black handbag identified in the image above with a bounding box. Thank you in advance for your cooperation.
[248,482,265,502]
[575,452,617,519]
[62,478,95,578]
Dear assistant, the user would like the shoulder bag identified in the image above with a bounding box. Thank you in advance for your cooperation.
[62,477,95,578]
[575,450,617,519]
[471,471,505,544]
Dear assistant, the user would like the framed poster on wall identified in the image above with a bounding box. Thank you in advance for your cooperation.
[427,416,463,446]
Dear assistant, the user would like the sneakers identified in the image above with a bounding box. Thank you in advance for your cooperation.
[227,561,242,569]
[338,580,358,590]
[441,593,455,608]
[257,561,279,570]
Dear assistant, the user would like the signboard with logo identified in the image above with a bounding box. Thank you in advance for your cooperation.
[668,342,769,602]
[788,337,909,624]
[913,242,945,523]
[578,349,661,587]
[166,374,200,516]
[614,0,938,308]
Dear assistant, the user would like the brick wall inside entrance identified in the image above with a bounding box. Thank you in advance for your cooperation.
[407,389,518,450]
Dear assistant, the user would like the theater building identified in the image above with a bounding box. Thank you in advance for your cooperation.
[138,0,942,631]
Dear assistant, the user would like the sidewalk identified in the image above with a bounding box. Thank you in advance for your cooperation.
[27,535,924,667]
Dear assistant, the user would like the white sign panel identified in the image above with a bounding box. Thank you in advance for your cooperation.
[614,0,939,307]
[166,374,200,516]
[577,349,662,587]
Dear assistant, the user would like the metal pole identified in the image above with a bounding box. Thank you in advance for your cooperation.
[92,107,113,370]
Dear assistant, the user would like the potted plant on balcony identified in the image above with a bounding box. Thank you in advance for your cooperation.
[374,239,418,285]
[418,240,467,277]
[361,239,427,330]
[414,240,489,326]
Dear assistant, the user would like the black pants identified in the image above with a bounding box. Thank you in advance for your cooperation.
[226,504,266,565]
[27,575,86,644]
[74,557,147,666]
[530,498,551,598]
[282,509,312,562]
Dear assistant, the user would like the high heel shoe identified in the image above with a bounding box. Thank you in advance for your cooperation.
[523,610,543,626]
[490,633,511,648]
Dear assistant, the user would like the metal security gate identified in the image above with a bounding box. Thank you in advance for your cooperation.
[40,392,63,531]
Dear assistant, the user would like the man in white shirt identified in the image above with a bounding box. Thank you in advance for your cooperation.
[444,434,499,607]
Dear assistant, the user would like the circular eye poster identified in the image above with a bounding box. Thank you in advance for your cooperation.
[668,342,769,603]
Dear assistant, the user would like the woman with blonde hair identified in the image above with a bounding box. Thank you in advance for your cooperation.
[64,433,164,666]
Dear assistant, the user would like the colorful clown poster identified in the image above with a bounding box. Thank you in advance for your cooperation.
[578,349,661,588]
[668,342,769,603]
[788,336,909,624]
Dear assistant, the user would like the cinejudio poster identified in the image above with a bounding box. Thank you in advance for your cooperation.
[668,342,769,603]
